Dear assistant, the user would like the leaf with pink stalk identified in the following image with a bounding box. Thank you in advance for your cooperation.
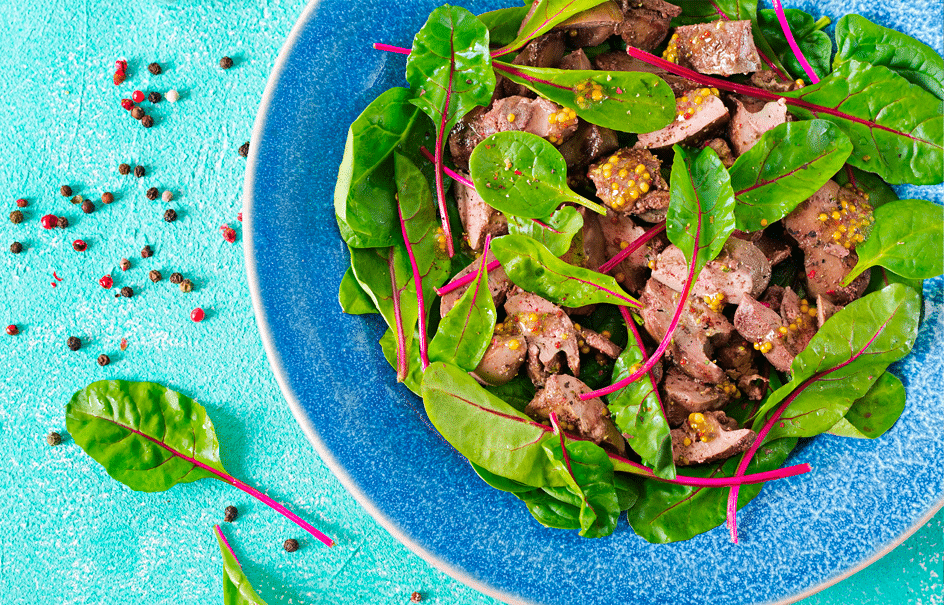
[215,525,270,605]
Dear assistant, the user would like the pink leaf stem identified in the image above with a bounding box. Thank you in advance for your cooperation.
[420,146,474,187]
[397,204,430,371]
[771,0,820,84]
[707,1,790,81]
[549,412,577,480]
[618,305,667,420]
[434,74,456,258]
[389,251,409,381]
[372,42,411,55]
[214,525,241,566]
[436,259,502,296]
[492,61,571,91]
[597,222,666,275]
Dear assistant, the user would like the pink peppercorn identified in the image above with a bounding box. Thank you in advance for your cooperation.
[40,214,57,229]
[99,275,114,289]
[237,212,242,222]
[221,225,236,243]
[120,98,133,110]
[6,325,18,336]
[15,198,27,208]
[114,59,128,74]
[132,90,145,103]
[190,308,205,322]
[72,239,87,252]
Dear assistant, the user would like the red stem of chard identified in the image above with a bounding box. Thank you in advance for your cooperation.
[619,306,667,421]
[398,201,430,371]
[214,524,241,566]
[771,0,820,84]
[597,222,666,275]
[372,43,411,55]
[437,259,502,296]
[389,251,409,381]
[420,146,474,188]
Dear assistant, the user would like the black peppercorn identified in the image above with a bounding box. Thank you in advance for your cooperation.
[142,115,154,128]
[120,286,133,298]
[97,354,110,366]
[10,241,22,253]
[134,165,145,178]
[67,336,81,351]
[411,592,423,603]
[224,506,238,522]
[81,200,95,214]
[9,210,23,224]
[131,106,145,120]
[56,216,69,229]
[141,245,153,258]
[119,163,131,175]
[60,185,73,197]
[120,258,131,271]
[282,539,299,552]
[147,91,161,103]
[164,208,177,222]
[46,432,62,446]
[179,279,193,293]
[71,195,83,205]
[148,269,162,282]
[169,272,183,284]
[238,142,249,157]
[102,192,114,204]
[219,56,234,69]
[146,187,159,200]
[148,62,162,75]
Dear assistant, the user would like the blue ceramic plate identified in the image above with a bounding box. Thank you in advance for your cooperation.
[244,2,944,603]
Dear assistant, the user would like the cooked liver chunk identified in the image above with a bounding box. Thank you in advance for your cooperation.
[598,211,667,294]
[505,290,582,382]
[558,48,593,71]
[704,138,735,168]
[663,367,732,427]
[587,148,669,217]
[635,89,730,150]
[504,32,566,97]
[732,294,794,372]
[553,0,624,47]
[651,238,771,305]
[455,174,507,251]
[474,333,527,386]
[751,70,802,93]
[616,0,681,51]
[671,411,756,466]
[728,97,789,156]
[674,20,762,76]
[558,121,620,170]
[526,374,627,455]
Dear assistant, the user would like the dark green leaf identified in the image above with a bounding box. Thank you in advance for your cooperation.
[494,63,675,133]
[834,165,899,209]
[497,0,609,55]
[66,380,225,492]
[614,474,639,511]
[783,60,944,185]
[843,199,944,284]
[491,234,639,307]
[518,488,582,530]
[730,120,853,231]
[380,329,424,396]
[339,267,377,315]
[758,8,832,81]
[541,439,621,538]
[583,304,628,349]
[428,253,497,371]
[350,246,418,360]
[217,529,269,605]
[469,131,607,217]
[667,145,736,273]
[477,4,530,48]
[835,14,944,101]
[483,373,537,413]
[507,205,583,257]
[865,267,924,298]
[828,371,906,439]
[470,461,536,493]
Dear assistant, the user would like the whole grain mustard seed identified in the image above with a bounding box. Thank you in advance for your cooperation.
[179,279,193,293]
[9,210,23,224]
[97,354,111,366]
[134,165,145,178]
[120,286,133,298]
[71,195,83,205]
[282,539,298,552]
[10,241,23,253]
[148,269,162,282]
[148,62,162,75]
[141,245,153,258]
[164,208,177,222]
[169,272,183,284]
[102,192,114,204]
[146,187,159,200]
[46,432,62,446]
[67,336,81,351]
[141,115,154,128]
[219,56,234,69]
[118,163,131,175]
[60,185,72,197]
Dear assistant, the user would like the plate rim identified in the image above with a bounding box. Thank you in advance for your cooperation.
[241,1,944,603]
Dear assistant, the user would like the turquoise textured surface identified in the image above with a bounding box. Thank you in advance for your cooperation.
[0,0,939,604]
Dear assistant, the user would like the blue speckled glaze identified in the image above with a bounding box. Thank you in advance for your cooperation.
[245,1,943,604]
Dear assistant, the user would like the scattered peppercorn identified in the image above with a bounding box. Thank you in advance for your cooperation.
[148,62,162,75]
[9,210,23,224]
[219,56,234,69]
[120,258,131,271]
[6,324,18,335]
[221,225,236,243]
[134,165,145,178]
[190,307,205,322]
[10,241,22,253]
[130,106,145,120]
[99,275,114,288]
[120,286,133,298]
[166,89,180,103]
[148,269,162,282]
[141,245,152,258]
[147,91,161,103]
[118,163,131,175]
[97,354,110,366]
[67,336,81,351]
[113,72,126,86]
[40,214,57,229]
[102,192,114,204]
[132,90,145,103]
[411,592,423,603]
[146,187,159,200]
[141,115,154,128]
[179,279,193,293]
[72,239,87,252]
[56,216,69,229]
[60,185,72,197]
[169,272,183,284]
[46,432,62,446]
[81,200,95,214]
[15,198,27,208]
[115,59,128,74]
[161,190,173,202]
[237,212,242,222]
[238,142,249,157]
[120,98,133,111]
[71,195,83,205]
[164,208,177,222]
[223,505,238,522]
[282,539,298,552]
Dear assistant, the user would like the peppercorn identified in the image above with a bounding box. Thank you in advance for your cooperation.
[120,286,133,298]
[46,432,62,446]
[132,90,144,103]
[166,89,180,103]
[118,163,131,175]
[148,269,162,282]
[131,106,145,120]
[72,239,87,252]
[219,56,234,69]
[9,210,23,224]
[134,165,145,178]
[147,91,161,103]
[164,208,177,222]
[15,198,27,208]
[169,272,183,284]
[99,275,114,288]
[141,115,154,128]
[282,539,298,552]
[120,258,131,271]
[97,354,110,366]
[148,62,162,75]
[140,245,152,258]
[238,142,249,157]
[60,185,72,197]
[411,592,423,603]
[81,200,95,214]
[56,216,69,229]
[190,307,205,322]
[102,192,114,204]
[113,72,126,86]
[146,187,159,200]
[161,190,173,202]
[10,241,22,253]
[179,279,193,293]
[67,336,81,351]
[70,195,82,205]
[40,214,57,229]
[224,506,238,522]
[6,324,18,335]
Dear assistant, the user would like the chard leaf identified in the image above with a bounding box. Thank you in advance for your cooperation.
[754,284,921,440]
[507,205,583,257]
[828,371,906,439]
[866,267,924,298]
[758,8,832,81]
[491,234,639,308]
[483,373,537,413]
[216,527,269,605]
[477,4,530,48]
[470,461,536,493]
[517,488,582,530]
[667,145,736,273]
[783,60,944,185]
[469,131,607,217]
[626,437,797,543]
[835,14,944,101]
[494,63,675,133]
[334,88,426,248]
[843,199,944,284]
[541,439,621,538]
[496,0,609,56]
[730,120,853,231]
[380,329,424,396]
[834,165,899,209]
[339,267,377,315]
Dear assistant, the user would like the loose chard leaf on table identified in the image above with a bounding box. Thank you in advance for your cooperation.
[494,0,610,56]
[494,63,675,133]
[730,120,853,231]
[469,131,607,217]
[828,371,907,439]
[216,526,269,605]
[757,8,832,81]
[834,14,944,101]
[507,205,583,257]
[491,234,640,308]
[842,199,944,285]
[782,60,944,186]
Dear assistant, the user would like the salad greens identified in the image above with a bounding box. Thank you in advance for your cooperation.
[216,526,269,605]
[336,0,943,544]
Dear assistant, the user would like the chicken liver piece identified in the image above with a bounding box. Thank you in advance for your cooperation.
[526,374,627,455]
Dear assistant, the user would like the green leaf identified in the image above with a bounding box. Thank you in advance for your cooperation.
[406,6,495,146]
[517,488,582,530]
[783,60,944,186]
[217,529,269,605]
[834,165,899,209]
[667,145,736,273]
[730,120,853,231]
[754,284,921,440]
[66,380,224,492]
[494,63,675,133]
[483,373,537,413]
[843,199,944,285]
[428,253,497,372]
[496,0,609,55]
[491,234,639,308]
[627,437,797,543]
[541,439,621,538]
[757,8,832,81]
[507,205,583,257]
[835,14,944,101]
[477,4,530,48]
[349,245,418,360]
[469,131,607,217]
[470,461,536,493]
[338,267,377,315]
[334,88,426,248]
[866,267,924,298]
[379,329,424,396]
[828,372,906,439]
